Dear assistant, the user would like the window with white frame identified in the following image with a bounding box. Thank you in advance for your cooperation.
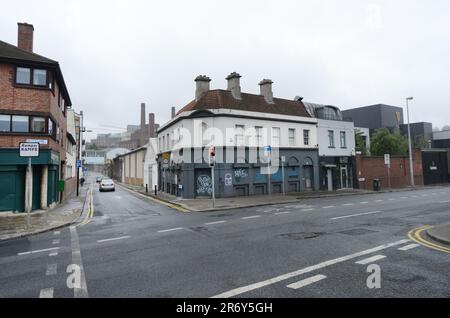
[340,131,347,148]
[235,125,245,146]
[272,127,280,147]
[255,126,263,147]
[288,128,296,146]
[328,130,335,148]
[303,129,310,146]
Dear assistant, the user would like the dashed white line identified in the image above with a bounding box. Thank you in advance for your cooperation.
[355,254,386,265]
[157,227,184,233]
[301,208,315,212]
[49,252,58,257]
[18,247,59,256]
[274,211,291,215]
[54,231,60,235]
[388,198,395,201]
[398,243,420,251]
[331,211,382,220]
[39,288,54,298]
[211,239,409,298]
[360,202,369,204]
[205,221,227,226]
[400,197,408,199]
[322,206,335,209]
[52,239,60,245]
[374,200,384,202]
[97,236,130,243]
[439,200,450,204]
[287,274,327,290]
[70,225,88,298]
[242,215,261,220]
[343,203,354,206]
[46,264,57,276]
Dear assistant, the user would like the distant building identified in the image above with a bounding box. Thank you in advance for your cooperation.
[400,122,433,148]
[433,130,450,149]
[342,104,404,135]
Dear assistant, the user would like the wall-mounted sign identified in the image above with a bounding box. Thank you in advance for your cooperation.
[19,142,39,157]
[26,139,48,145]
[384,154,390,166]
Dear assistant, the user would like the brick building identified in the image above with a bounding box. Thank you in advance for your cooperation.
[0,23,73,212]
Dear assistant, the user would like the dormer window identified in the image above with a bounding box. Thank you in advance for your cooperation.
[16,67,31,84]
[33,69,47,86]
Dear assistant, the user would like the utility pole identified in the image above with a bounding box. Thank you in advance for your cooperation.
[209,146,216,208]
[406,97,415,187]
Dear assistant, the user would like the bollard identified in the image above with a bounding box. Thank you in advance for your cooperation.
[146,184,148,193]
[154,185,157,196]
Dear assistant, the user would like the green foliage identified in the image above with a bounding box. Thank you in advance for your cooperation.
[355,131,369,156]
[370,128,408,156]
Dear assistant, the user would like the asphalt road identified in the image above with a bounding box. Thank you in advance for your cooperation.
[1,176,449,298]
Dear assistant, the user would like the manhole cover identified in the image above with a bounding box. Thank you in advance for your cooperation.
[279,232,323,240]
[338,228,378,236]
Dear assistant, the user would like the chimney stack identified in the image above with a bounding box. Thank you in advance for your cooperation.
[226,72,242,100]
[259,79,274,104]
[195,75,211,101]
[148,113,155,137]
[171,107,176,119]
[17,23,34,52]
[140,103,146,129]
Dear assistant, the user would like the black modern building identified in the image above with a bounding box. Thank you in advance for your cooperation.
[400,122,433,148]
[342,104,404,135]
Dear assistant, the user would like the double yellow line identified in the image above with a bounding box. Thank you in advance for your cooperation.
[79,188,94,227]
[408,225,450,254]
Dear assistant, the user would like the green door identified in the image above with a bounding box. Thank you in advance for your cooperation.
[0,168,25,212]
[32,166,41,210]
[47,168,57,205]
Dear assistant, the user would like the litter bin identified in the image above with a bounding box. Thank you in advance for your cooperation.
[373,179,381,191]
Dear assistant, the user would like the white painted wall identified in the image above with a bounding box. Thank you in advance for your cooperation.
[157,109,318,153]
[143,138,159,189]
[318,119,356,157]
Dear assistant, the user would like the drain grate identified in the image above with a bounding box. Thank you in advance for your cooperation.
[338,228,378,236]
[279,232,324,240]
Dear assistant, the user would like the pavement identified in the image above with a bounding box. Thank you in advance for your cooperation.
[0,184,89,241]
[117,182,423,212]
[427,222,450,246]
[1,177,449,298]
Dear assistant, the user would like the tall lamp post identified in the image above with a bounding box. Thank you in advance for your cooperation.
[406,97,415,187]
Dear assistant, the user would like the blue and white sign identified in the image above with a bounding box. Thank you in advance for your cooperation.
[26,139,48,145]
[76,160,82,168]
[264,145,272,157]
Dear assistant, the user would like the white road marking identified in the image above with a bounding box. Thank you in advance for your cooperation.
[18,247,59,256]
[439,200,450,204]
[39,288,54,298]
[301,208,315,212]
[46,264,57,276]
[287,274,327,290]
[400,197,408,199]
[97,236,130,243]
[343,203,354,206]
[375,200,384,202]
[431,193,437,196]
[54,231,60,235]
[322,206,335,209]
[242,215,261,220]
[355,254,386,265]
[157,227,184,233]
[398,243,420,251]
[274,211,291,215]
[52,239,60,245]
[211,239,410,298]
[360,202,369,204]
[70,226,89,298]
[388,198,395,201]
[205,221,227,225]
[331,211,382,220]
[49,252,58,257]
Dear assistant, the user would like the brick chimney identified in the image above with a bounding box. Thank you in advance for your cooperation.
[17,23,34,52]
[148,113,155,137]
[226,72,242,100]
[259,79,274,104]
[171,107,176,119]
[195,75,211,101]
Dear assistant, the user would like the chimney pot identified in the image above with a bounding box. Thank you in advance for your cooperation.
[195,75,211,101]
[226,72,242,100]
[259,79,274,104]
[17,22,34,52]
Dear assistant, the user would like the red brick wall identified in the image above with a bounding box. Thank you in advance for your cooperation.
[64,177,77,198]
[0,63,67,159]
[356,150,424,190]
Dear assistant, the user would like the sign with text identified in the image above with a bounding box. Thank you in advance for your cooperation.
[26,139,48,145]
[384,154,390,166]
[19,142,39,157]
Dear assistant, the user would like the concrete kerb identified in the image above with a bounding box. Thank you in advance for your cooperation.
[0,186,91,242]
[426,223,450,246]
[75,185,93,225]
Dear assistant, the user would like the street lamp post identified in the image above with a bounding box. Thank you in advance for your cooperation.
[406,97,415,187]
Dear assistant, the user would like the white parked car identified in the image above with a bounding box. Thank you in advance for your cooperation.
[99,178,115,192]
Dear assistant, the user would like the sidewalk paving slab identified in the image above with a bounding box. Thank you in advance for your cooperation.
[427,222,450,246]
[0,185,90,241]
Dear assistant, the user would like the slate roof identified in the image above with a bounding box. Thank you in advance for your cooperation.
[177,90,311,118]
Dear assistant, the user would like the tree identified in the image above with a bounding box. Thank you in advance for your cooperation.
[370,128,408,156]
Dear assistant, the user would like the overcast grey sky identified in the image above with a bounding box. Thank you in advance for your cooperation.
[1,0,449,140]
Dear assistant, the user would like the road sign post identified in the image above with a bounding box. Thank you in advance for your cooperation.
[19,142,40,230]
[264,146,272,196]
[384,154,391,189]
[281,156,286,196]
[209,147,216,208]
